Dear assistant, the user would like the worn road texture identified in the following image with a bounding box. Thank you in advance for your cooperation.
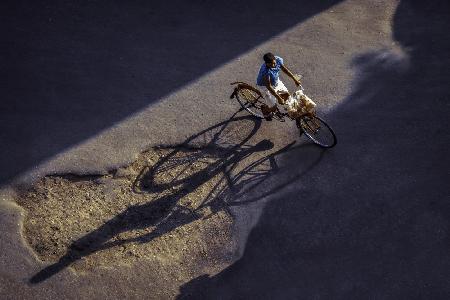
[1,0,449,299]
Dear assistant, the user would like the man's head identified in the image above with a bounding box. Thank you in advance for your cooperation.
[263,52,276,69]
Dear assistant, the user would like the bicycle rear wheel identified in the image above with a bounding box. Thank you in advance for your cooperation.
[233,85,265,119]
[299,115,337,148]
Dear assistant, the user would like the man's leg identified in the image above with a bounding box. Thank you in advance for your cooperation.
[261,89,278,119]
[274,80,290,103]
[261,80,290,118]
[261,89,277,118]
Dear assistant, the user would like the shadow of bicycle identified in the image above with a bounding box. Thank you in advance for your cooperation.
[29,110,324,284]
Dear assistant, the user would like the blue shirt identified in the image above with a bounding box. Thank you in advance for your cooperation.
[256,56,284,86]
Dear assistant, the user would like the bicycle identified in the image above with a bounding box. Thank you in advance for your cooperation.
[230,77,337,148]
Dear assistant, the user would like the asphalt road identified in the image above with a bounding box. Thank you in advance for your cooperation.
[1,0,341,185]
[1,0,449,299]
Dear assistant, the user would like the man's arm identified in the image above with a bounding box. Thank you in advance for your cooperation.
[281,64,301,86]
[264,75,285,105]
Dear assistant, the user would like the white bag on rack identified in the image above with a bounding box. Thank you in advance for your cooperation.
[286,90,316,118]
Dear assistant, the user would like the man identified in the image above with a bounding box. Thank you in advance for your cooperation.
[256,52,301,119]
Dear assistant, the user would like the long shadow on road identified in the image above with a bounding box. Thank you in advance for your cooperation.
[29,111,324,284]
[1,0,342,185]
[177,1,450,299]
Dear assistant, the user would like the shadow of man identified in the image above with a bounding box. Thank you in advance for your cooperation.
[28,113,259,283]
[30,111,323,284]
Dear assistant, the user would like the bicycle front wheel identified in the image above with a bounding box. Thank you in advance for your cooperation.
[299,115,337,148]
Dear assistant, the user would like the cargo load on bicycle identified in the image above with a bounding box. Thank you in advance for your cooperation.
[285,89,317,119]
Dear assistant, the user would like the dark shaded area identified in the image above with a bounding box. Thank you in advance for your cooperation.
[178,0,450,299]
[0,0,341,184]
[29,112,324,284]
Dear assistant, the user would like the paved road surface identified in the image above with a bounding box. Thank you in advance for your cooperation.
[1,0,449,299]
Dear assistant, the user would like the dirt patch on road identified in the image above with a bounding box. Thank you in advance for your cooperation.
[15,146,237,280]
[14,115,288,293]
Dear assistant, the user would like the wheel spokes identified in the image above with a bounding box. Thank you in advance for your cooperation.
[235,87,265,118]
[300,116,336,148]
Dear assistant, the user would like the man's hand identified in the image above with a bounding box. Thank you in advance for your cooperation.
[293,74,302,86]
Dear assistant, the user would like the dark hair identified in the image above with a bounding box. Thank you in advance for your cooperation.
[263,52,275,63]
